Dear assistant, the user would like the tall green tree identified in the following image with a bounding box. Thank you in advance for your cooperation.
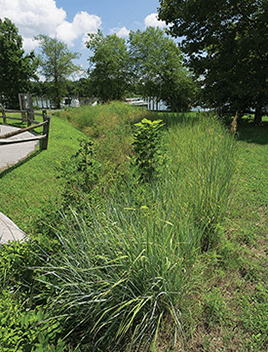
[0,18,36,109]
[35,35,81,108]
[66,78,91,98]
[86,30,130,102]
[128,27,196,111]
[158,0,268,123]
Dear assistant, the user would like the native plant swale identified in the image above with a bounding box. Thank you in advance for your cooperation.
[31,112,238,351]
[4,104,265,352]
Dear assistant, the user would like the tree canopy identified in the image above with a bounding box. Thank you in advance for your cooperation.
[35,34,81,108]
[86,30,130,102]
[0,18,36,109]
[87,28,195,110]
[158,0,268,123]
[129,27,196,111]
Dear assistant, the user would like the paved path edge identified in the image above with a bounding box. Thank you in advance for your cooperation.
[0,212,27,244]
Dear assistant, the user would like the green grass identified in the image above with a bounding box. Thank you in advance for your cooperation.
[0,105,267,351]
[0,114,86,231]
[183,116,268,352]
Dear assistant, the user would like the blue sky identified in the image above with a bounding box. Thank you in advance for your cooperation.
[0,0,168,73]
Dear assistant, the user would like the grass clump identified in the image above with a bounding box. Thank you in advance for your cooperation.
[34,199,200,351]
[164,113,237,251]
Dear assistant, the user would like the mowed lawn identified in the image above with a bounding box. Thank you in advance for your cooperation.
[0,114,86,232]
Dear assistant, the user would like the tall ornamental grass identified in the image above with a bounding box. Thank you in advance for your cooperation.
[34,193,204,351]
[164,113,237,250]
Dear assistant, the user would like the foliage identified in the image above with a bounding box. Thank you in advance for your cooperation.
[239,283,268,350]
[0,240,38,292]
[86,28,195,110]
[86,30,130,102]
[30,112,237,351]
[203,288,228,327]
[0,18,37,109]
[0,237,69,351]
[66,77,91,98]
[0,288,67,351]
[35,34,81,108]
[128,27,196,111]
[132,118,165,182]
[56,138,101,207]
[158,0,268,123]
[58,102,156,183]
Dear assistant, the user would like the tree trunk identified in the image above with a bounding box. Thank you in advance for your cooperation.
[254,105,262,125]
[57,90,61,109]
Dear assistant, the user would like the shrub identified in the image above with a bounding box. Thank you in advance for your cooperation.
[132,118,166,182]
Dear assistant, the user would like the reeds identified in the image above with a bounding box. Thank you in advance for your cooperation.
[164,113,237,250]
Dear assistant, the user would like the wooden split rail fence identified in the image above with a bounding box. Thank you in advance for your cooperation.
[0,107,50,151]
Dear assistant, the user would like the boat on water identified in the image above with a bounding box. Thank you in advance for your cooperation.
[124,98,148,107]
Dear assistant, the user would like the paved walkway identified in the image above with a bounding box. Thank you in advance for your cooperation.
[0,125,39,171]
[0,124,37,243]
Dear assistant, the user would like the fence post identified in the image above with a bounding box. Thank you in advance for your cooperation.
[27,109,31,127]
[40,109,50,151]
[1,106,6,124]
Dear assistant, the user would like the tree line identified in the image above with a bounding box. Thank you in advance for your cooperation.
[1,0,268,123]
[0,18,194,111]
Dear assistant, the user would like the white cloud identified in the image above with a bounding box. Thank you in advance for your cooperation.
[57,12,102,47]
[0,0,101,51]
[22,37,39,52]
[110,26,130,37]
[144,13,167,28]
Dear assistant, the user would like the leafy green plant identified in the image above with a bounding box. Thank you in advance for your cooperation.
[132,118,165,182]
[203,288,228,327]
[0,241,38,292]
[0,289,67,351]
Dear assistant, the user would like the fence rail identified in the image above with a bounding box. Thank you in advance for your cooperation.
[0,107,50,151]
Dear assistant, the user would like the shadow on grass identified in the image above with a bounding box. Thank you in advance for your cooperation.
[0,150,41,179]
[236,119,268,145]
